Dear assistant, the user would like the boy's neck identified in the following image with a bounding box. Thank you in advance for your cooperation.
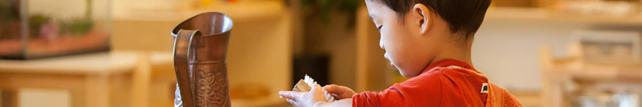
[431,33,474,66]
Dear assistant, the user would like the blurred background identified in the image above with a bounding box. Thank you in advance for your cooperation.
[1,0,642,107]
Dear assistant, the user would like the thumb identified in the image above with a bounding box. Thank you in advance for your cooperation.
[323,84,342,94]
[324,84,350,95]
[323,84,354,99]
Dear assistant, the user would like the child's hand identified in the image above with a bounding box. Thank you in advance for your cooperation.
[279,84,327,107]
[323,84,355,99]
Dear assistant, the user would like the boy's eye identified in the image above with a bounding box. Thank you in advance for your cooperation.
[376,25,383,31]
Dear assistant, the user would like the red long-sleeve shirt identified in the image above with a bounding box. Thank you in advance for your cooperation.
[352,59,522,107]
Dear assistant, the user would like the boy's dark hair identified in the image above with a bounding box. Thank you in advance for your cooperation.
[376,0,491,36]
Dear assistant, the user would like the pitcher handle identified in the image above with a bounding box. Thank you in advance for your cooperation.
[173,30,199,107]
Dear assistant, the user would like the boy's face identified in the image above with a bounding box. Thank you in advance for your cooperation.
[365,1,440,77]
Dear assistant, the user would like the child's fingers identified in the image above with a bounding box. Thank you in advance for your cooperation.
[285,99,298,105]
[280,91,303,106]
[323,84,340,93]
[278,91,303,100]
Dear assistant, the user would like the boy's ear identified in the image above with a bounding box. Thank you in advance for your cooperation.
[411,4,431,35]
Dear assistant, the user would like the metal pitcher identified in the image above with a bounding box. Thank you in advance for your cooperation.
[171,12,233,107]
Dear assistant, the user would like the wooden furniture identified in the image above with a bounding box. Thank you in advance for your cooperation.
[539,47,642,107]
[0,51,174,107]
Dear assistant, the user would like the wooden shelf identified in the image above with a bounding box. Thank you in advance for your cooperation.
[113,1,286,22]
[0,51,139,74]
[486,7,642,26]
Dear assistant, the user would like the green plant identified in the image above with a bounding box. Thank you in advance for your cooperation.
[28,14,51,38]
[60,18,94,35]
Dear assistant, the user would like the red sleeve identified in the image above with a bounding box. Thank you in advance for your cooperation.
[352,71,444,107]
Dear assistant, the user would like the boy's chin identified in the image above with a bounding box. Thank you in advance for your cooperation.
[397,69,419,78]
[392,64,420,78]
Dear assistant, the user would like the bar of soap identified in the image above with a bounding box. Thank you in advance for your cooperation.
[291,75,335,102]
[292,79,311,92]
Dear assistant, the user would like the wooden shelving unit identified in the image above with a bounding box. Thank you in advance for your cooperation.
[540,47,642,107]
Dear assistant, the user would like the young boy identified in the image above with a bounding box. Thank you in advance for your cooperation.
[279,0,523,106]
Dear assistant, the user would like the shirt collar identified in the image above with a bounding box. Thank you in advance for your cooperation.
[423,59,475,72]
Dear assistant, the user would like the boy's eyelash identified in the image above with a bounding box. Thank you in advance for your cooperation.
[377,25,383,31]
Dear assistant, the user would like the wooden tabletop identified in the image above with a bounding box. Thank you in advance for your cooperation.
[0,51,172,75]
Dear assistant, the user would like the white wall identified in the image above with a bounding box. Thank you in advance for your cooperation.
[472,18,590,90]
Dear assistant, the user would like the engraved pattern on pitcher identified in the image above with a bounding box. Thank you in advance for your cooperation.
[195,65,227,107]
